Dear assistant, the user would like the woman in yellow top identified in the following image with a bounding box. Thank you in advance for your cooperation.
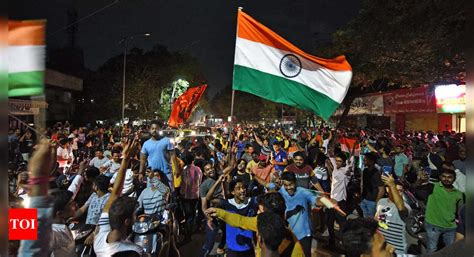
[205,192,305,257]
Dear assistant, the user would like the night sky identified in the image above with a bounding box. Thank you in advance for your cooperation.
[10,0,360,95]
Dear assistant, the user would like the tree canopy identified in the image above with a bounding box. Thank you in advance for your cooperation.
[77,44,206,122]
[320,0,464,91]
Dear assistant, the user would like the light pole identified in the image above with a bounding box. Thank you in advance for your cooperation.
[120,33,151,124]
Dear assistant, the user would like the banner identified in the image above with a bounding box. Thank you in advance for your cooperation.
[383,86,436,114]
[168,85,207,128]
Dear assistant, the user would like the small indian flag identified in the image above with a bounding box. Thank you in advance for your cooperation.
[8,20,46,97]
[232,10,352,121]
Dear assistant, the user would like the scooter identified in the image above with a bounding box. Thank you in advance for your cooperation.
[133,204,180,257]
[132,213,166,256]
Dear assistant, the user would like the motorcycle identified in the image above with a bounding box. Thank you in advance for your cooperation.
[400,179,427,254]
[133,212,168,256]
[132,204,180,257]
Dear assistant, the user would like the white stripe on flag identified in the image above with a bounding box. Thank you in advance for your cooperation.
[8,45,45,73]
[235,38,352,104]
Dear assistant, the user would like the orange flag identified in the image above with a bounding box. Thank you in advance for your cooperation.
[168,85,207,128]
[339,137,360,154]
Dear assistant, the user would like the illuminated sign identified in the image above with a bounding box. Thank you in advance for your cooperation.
[435,84,465,113]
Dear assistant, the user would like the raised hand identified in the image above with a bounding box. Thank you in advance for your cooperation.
[122,138,139,159]
[381,174,395,187]
[28,139,56,178]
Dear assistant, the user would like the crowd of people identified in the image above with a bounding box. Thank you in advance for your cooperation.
[8,120,466,257]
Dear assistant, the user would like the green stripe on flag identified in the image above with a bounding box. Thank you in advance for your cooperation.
[232,65,339,121]
[8,71,44,97]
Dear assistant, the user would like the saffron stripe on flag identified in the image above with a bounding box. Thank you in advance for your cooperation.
[237,11,351,72]
[8,20,45,46]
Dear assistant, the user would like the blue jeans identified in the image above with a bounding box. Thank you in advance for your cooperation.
[360,199,377,218]
[425,222,456,253]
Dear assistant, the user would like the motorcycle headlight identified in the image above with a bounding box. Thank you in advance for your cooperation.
[133,221,150,233]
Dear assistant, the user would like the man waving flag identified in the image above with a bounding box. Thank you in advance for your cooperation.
[232,9,352,121]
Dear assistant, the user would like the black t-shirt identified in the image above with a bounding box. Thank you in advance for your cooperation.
[231,170,251,189]
[307,145,319,166]
[362,167,383,201]
[413,183,434,204]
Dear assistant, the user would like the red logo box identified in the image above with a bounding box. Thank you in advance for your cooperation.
[9,208,38,240]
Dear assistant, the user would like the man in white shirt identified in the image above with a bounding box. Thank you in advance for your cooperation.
[326,152,354,247]
[94,139,145,257]
[57,138,74,171]
[110,168,136,198]
[89,150,110,169]
[101,150,121,177]
[94,196,144,257]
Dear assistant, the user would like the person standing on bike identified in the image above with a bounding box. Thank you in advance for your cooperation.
[140,120,175,189]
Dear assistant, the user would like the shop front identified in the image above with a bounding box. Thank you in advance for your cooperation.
[383,85,437,132]
[334,93,387,129]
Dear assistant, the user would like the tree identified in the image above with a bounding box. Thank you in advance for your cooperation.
[210,85,283,122]
[319,0,464,89]
[80,44,205,121]
[157,79,190,120]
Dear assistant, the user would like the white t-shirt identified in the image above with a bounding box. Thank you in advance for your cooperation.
[67,174,84,201]
[101,160,121,176]
[110,169,136,198]
[94,213,144,257]
[50,224,75,257]
[329,157,353,202]
[57,146,74,168]
[453,169,466,193]
[322,139,330,154]
[89,157,110,169]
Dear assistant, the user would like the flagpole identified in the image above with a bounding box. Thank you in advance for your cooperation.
[228,6,243,149]
[230,7,243,123]
[230,89,235,119]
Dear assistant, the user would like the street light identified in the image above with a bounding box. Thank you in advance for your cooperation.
[120,33,151,124]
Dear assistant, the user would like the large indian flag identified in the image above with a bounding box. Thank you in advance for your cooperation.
[8,20,46,97]
[232,10,352,121]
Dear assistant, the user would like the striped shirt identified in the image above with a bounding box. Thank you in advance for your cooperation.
[137,180,169,215]
[376,198,412,255]
[85,193,111,225]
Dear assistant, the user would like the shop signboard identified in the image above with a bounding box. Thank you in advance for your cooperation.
[434,84,465,113]
[383,86,436,114]
[333,94,384,116]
